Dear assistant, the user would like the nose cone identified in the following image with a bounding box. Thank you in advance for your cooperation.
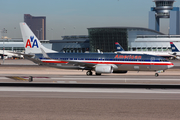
[168,62,174,69]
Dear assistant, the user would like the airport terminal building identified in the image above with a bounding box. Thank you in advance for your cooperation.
[132,35,180,52]
[50,35,89,53]
[88,27,164,52]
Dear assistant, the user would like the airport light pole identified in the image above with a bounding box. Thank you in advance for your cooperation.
[14,27,16,38]
[73,26,76,35]
[36,30,39,39]
[51,28,53,39]
[2,28,7,64]
[63,27,66,36]
[40,28,42,40]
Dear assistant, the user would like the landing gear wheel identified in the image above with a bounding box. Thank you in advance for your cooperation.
[155,73,159,77]
[86,71,92,76]
[96,73,101,76]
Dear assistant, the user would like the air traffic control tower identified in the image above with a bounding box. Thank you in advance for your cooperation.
[149,0,180,35]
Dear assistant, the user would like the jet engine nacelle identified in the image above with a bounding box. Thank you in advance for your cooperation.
[95,65,113,73]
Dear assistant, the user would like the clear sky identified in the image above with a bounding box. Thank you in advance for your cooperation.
[0,0,180,39]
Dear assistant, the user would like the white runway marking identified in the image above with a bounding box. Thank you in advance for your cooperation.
[57,81,77,83]
[1,87,180,94]
[0,77,9,79]
[50,77,180,81]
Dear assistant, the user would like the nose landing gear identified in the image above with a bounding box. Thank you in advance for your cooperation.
[155,73,159,77]
[155,70,164,77]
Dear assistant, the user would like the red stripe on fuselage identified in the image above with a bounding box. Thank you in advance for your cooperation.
[42,60,68,64]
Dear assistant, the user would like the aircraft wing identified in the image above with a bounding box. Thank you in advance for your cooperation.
[66,60,96,67]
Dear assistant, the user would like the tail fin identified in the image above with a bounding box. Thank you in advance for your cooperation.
[20,22,57,54]
[170,42,180,52]
[115,42,124,51]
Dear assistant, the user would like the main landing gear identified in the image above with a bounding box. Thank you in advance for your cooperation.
[86,70,92,76]
[86,71,102,76]
[96,73,101,75]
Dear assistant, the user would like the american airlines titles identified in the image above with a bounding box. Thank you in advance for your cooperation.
[114,55,142,59]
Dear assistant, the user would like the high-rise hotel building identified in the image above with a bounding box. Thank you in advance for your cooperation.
[24,14,46,40]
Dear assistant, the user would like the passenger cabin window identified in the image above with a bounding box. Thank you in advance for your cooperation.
[159,59,168,62]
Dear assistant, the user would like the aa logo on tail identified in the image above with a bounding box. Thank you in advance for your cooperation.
[25,36,39,48]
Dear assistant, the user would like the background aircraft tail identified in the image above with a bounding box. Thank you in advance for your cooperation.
[20,22,57,54]
[170,42,180,52]
[115,42,124,51]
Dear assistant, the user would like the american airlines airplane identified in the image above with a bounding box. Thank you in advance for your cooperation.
[19,22,174,77]
[115,42,174,59]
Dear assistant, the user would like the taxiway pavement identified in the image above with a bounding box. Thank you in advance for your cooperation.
[0,64,180,84]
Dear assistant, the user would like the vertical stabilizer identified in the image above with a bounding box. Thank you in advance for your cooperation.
[20,22,57,54]
[115,42,124,52]
[170,42,180,52]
